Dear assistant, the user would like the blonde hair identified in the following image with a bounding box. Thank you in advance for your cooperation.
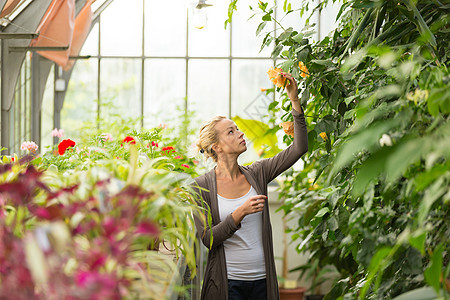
[196,116,226,162]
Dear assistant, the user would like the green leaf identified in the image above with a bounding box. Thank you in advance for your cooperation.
[272,44,283,58]
[278,27,293,42]
[310,59,334,67]
[409,231,427,256]
[415,162,449,191]
[315,115,335,133]
[262,14,272,21]
[232,116,281,157]
[385,137,427,182]
[292,32,304,43]
[256,22,267,36]
[280,59,294,71]
[329,89,340,109]
[332,111,411,175]
[424,243,444,295]
[418,178,446,224]
[315,207,329,218]
[341,48,368,73]
[404,0,437,48]
[392,287,438,300]
[427,87,450,116]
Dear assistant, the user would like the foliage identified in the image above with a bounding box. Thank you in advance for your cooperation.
[0,116,205,298]
[229,0,449,298]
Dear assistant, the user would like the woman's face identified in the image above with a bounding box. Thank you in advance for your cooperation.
[213,118,247,157]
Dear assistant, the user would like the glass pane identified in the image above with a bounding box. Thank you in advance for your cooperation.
[188,59,229,122]
[319,1,341,39]
[143,59,186,128]
[231,60,274,117]
[100,58,141,123]
[145,0,187,56]
[40,68,55,153]
[188,1,230,57]
[278,2,317,42]
[232,0,272,57]
[100,0,143,56]
[80,22,99,56]
[231,60,274,164]
[61,59,98,139]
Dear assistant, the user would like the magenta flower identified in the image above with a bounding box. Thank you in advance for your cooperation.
[181,164,190,168]
[135,221,159,237]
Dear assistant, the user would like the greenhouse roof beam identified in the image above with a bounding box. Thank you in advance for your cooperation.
[0,32,38,39]
[92,0,114,21]
[0,0,53,155]
[8,45,69,52]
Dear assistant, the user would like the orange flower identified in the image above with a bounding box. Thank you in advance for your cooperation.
[267,67,290,88]
[260,88,268,92]
[257,148,265,157]
[319,132,328,141]
[279,121,294,137]
[298,61,309,78]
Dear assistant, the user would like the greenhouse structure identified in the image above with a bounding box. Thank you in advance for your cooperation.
[0,0,448,299]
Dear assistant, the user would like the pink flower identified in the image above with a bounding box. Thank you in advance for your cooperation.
[51,128,64,138]
[20,141,38,153]
[174,156,182,159]
[181,164,190,168]
[100,133,113,142]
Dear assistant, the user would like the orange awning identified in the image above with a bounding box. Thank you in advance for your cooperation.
[63,0,95,71]
[30,0,75,67]
[0,0,22,18]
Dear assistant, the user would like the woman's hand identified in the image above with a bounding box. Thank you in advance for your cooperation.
[231,195,266,225]
[281,72,303,113]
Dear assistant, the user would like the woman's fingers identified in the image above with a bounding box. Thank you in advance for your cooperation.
[248,195,266,212]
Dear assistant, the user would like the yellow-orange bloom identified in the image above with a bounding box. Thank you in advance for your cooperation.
[267,67,290,88]
[319,132,328,141]
[257,148,265,157]
[279,121,294,137]
[298,61,309,78]
[260,88,268,92]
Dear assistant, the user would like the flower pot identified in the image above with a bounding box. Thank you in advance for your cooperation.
[279,287,307,300]
[306,295,324,300]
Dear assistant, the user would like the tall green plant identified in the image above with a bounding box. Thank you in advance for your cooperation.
[228,0,449,298]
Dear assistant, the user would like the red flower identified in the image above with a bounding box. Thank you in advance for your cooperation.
[121,136,136,147]
[152,141,159,147]
[174,156,182,159]
[161,146,176,155]
[181,164,190,168]
[58,139,76,155]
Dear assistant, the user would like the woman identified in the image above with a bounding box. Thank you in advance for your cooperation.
[192,73,308,300]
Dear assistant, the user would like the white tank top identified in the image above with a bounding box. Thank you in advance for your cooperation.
[218,186,266,280]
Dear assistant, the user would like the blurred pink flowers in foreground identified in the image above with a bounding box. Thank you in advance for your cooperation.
[20,141,38,153]
[101,133,114,142]
[51,128,64,138]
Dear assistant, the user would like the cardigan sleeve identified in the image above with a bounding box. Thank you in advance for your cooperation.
[191,179,241,250]
[251,108,308,183]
